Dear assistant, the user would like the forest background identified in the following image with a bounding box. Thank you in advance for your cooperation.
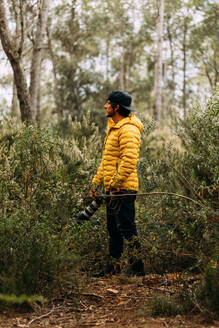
[0,0,218,319]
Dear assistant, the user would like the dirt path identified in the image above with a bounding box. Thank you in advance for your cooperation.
[0,275,218,328]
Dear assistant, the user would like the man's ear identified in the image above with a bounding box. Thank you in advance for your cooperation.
[114,104,120,112]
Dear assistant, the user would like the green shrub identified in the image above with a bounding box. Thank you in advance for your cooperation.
[137,94,218,275]
[198,251,219,314]
[0,294,45,308]
[0,95,217,318]
[0,115,105,296]
[144,295,183,317]
[176,95,218,208]
[138,290,194,318]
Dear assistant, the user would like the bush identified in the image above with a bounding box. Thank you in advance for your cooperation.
[137,95,218,277]
[0,95,217,317]
[0,115,105,296]
[198,251,219,314]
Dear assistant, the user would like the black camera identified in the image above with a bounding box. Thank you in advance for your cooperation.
[76,197,103,221]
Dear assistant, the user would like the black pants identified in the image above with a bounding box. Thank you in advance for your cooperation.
[106,190,140,260]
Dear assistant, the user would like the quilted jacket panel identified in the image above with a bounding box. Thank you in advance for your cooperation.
[92,115,143,191]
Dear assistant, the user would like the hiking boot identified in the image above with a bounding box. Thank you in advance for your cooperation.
[126,259,145,277]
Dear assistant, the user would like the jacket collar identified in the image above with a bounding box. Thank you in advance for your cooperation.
[108,115,133,130]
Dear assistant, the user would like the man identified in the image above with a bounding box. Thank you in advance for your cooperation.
[90,90,144,276]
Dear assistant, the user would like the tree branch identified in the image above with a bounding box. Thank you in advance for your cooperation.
[98,192,202,206]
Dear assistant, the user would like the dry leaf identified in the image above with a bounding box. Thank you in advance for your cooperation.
[106,288,119,294]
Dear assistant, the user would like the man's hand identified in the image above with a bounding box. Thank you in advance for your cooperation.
[89,188,98,198]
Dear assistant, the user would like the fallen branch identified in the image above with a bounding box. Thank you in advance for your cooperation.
[28,306,62,325]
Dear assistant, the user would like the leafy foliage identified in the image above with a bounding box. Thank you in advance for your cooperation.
[136,95,218,313]
[0,114,102,296]
[0,96,218,315]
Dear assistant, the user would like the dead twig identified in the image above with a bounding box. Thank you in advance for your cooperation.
[98,192,202,206]
[82,292,103,299]
[28,305,62,325]
[79,300,88,310]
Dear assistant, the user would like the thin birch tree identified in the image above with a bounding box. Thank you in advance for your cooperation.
[154,0,164,123]
[29,0,50,120]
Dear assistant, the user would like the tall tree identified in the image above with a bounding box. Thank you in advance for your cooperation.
[190,2,218,91]
[11,0,20,118]
[0,0,50,122]
[164,0,182,109]
[0,0,31,122]
[50,0,102,118]
[182,16,189,117]
[29,0,50,120]
[154,0,165,123]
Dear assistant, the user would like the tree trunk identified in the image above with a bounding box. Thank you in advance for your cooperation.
[163,51,167,120]
[11,80,19,117]
[119,52,125,90]
[167,18,175,98]
[213,46,218,89]
[124,56,131,90]
[47,24,63,119]
[124,46,132,91]
[204,61,213,89]
[47,25,57,85]
[182,18,188,118]
[36,59,42,122]
[154,0,164,124]
[29,0,50,120]
[0,0,31,122]
[106,38,110,82]
[11,0,20,119]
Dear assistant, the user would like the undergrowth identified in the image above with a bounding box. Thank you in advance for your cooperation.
[0,95,218,315]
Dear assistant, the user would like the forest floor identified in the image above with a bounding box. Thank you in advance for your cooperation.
[0,274,218,328]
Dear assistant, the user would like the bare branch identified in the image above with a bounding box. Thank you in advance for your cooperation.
[97,192,202,206]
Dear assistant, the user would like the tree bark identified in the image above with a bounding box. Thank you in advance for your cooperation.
[182,18,188,118]
[204,61,213,89]
[163,50,167,119]
[213,46,218,89]
[124,46,132,91]
[0,0,31,122]
[154,0,164,124]
[29,0,50,120]
[167,18,175,96]
[46,24,63,119]
[11,79,19,117]
[11,0,20,118]
[119,52,125,90]
[106,38,110,82]
[47,25,57,85]
[36,58,42,122]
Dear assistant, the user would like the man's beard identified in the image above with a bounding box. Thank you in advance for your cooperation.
[106,112,114,117]
[106,109,115,117]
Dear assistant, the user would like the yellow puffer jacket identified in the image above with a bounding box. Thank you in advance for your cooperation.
[92,114,144,191]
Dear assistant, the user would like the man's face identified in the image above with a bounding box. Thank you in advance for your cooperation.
[104,100,115,117]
